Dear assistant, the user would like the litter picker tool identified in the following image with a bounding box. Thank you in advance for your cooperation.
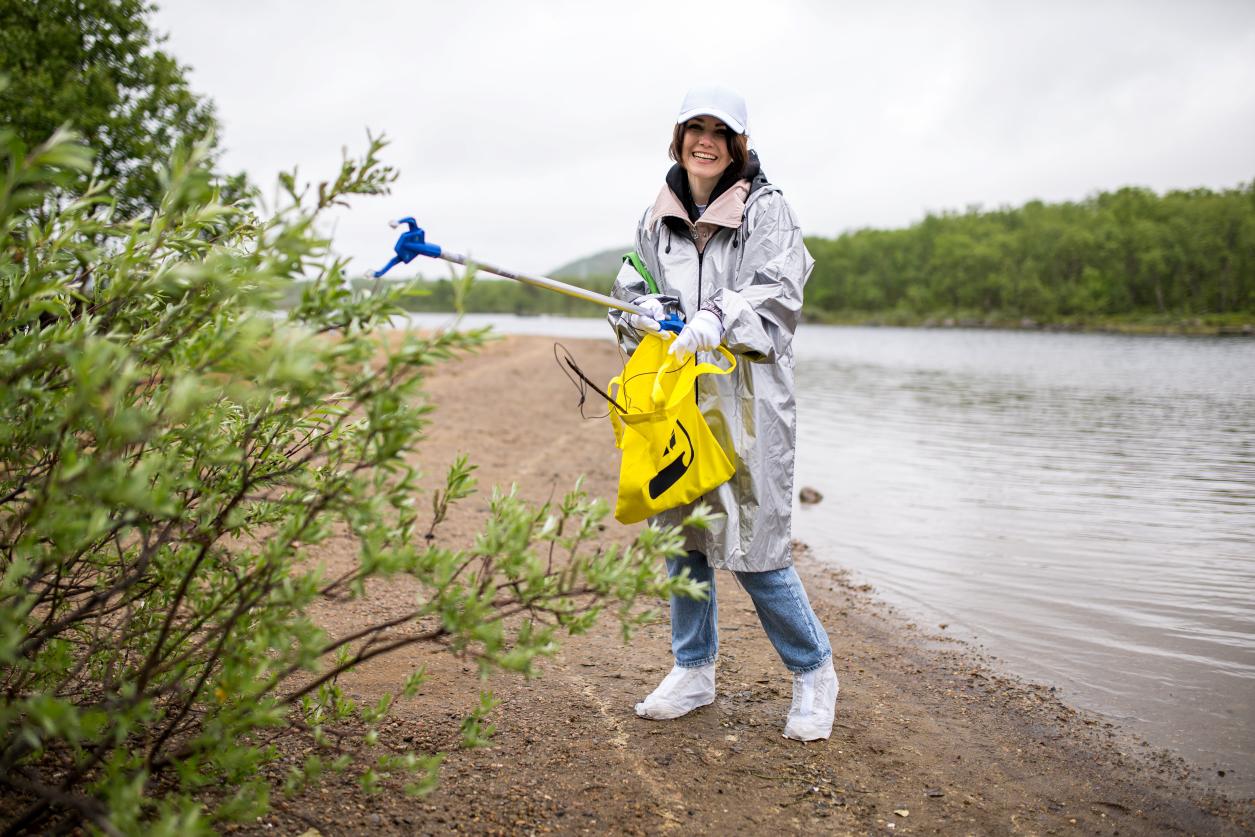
[374,217,685,334]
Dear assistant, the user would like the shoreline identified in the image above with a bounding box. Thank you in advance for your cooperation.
[804,314,1255,337]
[241,334,1250,835]
[388,307,1255,337]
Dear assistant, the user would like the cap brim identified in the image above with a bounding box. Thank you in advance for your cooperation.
[676,107,746,135]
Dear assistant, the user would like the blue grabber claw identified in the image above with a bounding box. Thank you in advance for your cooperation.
[657,315,686,335]
[374,217,443,277]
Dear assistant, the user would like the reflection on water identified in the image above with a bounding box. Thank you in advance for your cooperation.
[791,326,1255,791]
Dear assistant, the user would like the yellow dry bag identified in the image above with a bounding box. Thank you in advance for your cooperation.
[607,333,737,524]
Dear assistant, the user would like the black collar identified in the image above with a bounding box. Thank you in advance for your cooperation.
[664,151,764,223]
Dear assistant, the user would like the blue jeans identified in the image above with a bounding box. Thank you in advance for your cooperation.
[667,550,832,674]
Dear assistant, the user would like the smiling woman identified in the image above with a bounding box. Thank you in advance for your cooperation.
[606,85,837,742]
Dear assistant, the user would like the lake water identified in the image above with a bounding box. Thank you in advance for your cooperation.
[788,325,1255,794]
[404,313,1255,792]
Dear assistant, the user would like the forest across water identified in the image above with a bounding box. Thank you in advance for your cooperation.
[354,182,1255,334]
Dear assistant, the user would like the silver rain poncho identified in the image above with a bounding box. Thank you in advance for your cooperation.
[608,171,814,573]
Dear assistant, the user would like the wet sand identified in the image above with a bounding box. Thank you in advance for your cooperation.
[243,335,1251,835]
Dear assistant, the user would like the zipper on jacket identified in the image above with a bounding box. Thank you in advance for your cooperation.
[690,225,728,403]
[697,248,704,309]
[695,240,704,404]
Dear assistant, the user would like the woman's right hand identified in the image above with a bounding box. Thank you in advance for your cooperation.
[628,294,668,334]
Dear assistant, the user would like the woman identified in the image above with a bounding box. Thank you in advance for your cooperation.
[608,85,837,741]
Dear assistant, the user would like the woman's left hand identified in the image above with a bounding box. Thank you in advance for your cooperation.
[668,310,724,359]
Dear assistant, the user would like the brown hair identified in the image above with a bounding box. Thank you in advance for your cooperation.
[669,120,751,178]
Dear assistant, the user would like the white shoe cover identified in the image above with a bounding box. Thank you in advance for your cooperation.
[634,663,716,720]
[782,659,838,741]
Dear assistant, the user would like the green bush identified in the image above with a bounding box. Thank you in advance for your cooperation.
[0,127,705,833]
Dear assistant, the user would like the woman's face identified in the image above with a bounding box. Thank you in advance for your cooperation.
[680,116,733,181]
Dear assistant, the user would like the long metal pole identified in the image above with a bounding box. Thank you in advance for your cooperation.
[437,251,648,317]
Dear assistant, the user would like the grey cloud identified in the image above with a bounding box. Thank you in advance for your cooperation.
[154,0,1255,275]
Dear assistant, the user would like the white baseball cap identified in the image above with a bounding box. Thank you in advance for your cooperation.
[676,85,749,135]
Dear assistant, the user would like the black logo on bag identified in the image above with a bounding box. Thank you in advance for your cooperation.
[648,420,694,499]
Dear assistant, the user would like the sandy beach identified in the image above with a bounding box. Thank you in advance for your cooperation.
[241,334,1251,836]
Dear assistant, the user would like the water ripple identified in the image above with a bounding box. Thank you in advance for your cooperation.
[792,325,1255,789]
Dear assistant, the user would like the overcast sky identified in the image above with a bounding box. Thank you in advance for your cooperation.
[152,1,1255,277]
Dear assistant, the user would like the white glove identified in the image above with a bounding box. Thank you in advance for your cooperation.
[668,310,724,360]
[628,295,666,334]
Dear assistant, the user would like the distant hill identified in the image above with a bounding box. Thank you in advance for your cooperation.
[549,246,630,280]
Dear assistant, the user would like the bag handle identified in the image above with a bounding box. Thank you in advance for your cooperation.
[606,376,627,446]
[651,345,737,410]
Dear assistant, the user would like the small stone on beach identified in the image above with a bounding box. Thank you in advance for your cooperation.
[799,486,823,504]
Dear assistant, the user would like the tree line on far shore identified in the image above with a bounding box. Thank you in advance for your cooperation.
[373,182,1255,329]
[805,182,1255,326]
